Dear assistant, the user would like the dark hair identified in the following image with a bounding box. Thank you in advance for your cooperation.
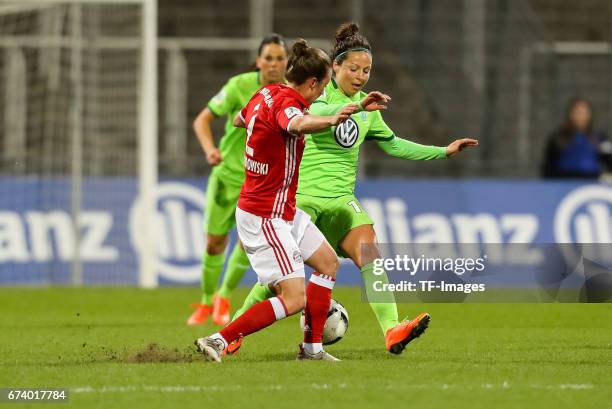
[331,22,371,62]
[250,33,287,71]
[285,39,331,84]
[257,33,287,56]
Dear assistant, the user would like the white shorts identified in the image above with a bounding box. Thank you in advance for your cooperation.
[236,207,327,285]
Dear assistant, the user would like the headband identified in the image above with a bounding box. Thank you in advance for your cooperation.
[334,47,371,61]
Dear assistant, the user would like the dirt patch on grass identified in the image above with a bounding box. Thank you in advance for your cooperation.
[125,343,199,363]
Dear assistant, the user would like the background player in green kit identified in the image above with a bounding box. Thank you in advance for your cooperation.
[228,23,477,355]
[187,34,289,326]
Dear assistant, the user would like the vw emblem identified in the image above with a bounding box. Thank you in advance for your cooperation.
[334,118,359,148]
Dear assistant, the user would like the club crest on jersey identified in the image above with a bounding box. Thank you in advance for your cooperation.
[292,249,302,263]
[334,117,359,148]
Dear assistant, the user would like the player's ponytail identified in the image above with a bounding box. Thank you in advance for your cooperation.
[332,22,371,63]
[290,39,310,60]
[286,39,331,85]
[335,22,360,42]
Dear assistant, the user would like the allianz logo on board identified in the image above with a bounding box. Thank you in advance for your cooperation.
[0,210,117,263]
[129,182,205,283]
[362,198,542,265]
[3,182,612,276]
[140,183,612,277]
[363,184,612,264]
[553,185,612,262]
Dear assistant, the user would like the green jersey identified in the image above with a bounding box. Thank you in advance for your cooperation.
[298,79,447,198]
[206,71,262,186]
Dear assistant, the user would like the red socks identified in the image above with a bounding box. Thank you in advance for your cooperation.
[303,272,335,344]
[220,296,288,343]
[218,272,335,347]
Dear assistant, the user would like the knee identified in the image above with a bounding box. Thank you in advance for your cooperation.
[360,242,380,267]
[318,256,339,278]
[281,290,306,315]
[206,234,228,254]
[347,240,380,268]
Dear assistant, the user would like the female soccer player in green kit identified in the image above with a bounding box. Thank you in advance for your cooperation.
[187,34,289,327]
[229,23,477,354]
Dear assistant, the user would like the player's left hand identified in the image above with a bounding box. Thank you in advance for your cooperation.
[360,91,392,111]
[445,138,479,157]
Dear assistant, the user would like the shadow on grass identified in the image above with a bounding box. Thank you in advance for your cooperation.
[238,348,394,363]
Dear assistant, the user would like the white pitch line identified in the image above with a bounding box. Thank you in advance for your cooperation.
[71,383,595,394]
[531,384,594,390]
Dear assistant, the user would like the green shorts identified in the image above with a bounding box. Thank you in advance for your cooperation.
[204,172,243,236]
[296,193,373,256]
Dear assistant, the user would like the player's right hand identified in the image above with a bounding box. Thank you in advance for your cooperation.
[206,148,223,166]
[360,91,391,111]
[331,104,359,125]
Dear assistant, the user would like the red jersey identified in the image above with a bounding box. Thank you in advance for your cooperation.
[237,84,308,221]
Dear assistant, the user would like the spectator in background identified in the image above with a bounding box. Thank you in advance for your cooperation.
[542,97,612,179]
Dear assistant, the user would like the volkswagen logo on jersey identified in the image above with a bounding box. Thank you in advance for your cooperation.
[334,118,359,148]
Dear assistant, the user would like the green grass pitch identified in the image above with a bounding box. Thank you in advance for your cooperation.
[1,287,611,409]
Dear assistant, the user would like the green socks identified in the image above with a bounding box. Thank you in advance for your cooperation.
[232,283,275,320]
[200,252,225,305]
[360,262,399,334]
[217,244,251,298]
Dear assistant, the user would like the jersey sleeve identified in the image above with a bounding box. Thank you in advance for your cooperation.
[207,78,238,117]
[376,136,447,160]
[309,97,355,117]
[364,110,395,141]
[274,98,304,135]
[366,110,446,159]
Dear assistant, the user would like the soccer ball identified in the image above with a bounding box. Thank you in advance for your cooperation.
[300,299,349,345]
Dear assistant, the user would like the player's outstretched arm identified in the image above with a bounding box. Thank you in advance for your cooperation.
[194,107,223,165]
[289,104,359,134]
[309,92,390,116]
[445,138,479,157]
[375,136,478,160]
[376,136,447,160]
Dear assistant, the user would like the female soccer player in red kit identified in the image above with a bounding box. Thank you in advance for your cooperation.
[195,39,390,362]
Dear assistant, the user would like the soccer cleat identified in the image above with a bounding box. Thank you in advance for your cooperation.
[385,312,430,355]
[194,336,225,363]
[212,296,231,326]
[225,336,243,356]
[187,303,212,326]
[296,344,341,362]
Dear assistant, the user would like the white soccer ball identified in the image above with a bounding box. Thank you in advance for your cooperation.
[300,299,349,345]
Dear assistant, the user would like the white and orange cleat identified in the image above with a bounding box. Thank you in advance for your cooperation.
[194,336,225,363]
